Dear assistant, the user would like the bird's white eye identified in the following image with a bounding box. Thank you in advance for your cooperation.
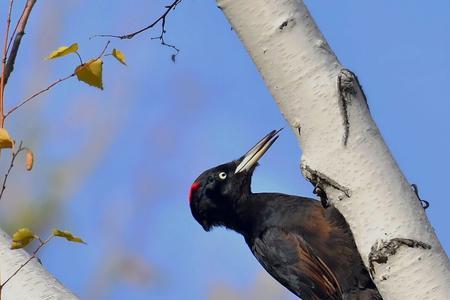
[218,172,227,180]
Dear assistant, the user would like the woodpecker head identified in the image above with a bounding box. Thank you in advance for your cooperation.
[189,129,281,231]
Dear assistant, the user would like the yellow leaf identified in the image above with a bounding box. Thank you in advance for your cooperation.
[12,228,35,242]
[11,228,36,249]
[11,241,25,250]
[112,48,126,65]
[46,43,79,60]
[75,59,103,90]
[25,150,34,171]
[53,229,86,244]
[0,128,13,149]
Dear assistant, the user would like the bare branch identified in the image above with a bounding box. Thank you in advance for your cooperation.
[0,141,25,201]
[0,0,15,127]
[150,11,180,60]
[4,73,75,120]
[5,2,25,55]
[93,0,182,56]
[3,0,37,87]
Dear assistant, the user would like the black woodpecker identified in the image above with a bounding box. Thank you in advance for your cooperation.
[189,130,382,300]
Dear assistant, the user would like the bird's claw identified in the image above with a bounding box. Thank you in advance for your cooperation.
[313,186,329,208]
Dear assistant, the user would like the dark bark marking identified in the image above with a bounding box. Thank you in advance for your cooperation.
[411,183,430,209]
[279,20,289,30]
[279,18,295,31]
[354,72,370,111]
[337,69,355,146]
[337,69,370,146]
[303,165,351,208]
[368,238,431,276]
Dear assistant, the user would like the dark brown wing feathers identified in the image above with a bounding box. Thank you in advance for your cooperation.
[288,232,342,297]
[252,227,343,300]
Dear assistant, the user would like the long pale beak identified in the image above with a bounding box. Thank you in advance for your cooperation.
[235,129,282,174]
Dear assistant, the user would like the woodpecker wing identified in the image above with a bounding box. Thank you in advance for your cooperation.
[252,227,343,300]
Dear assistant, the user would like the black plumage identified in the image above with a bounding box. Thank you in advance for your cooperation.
[189,130,382,300]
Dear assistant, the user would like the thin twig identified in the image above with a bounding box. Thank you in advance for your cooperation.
[0,235,54,290]
[6,1,25,55]
[92,0,182,56]
[0,0,15,127]
[4,73,75,120]
[3,0,37,88]
[150,11,180,60]
[0,141,25,201]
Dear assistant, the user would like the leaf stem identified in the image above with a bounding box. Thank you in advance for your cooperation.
[74,51,83,65]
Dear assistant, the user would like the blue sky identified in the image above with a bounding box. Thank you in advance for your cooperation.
[1,1,449,299]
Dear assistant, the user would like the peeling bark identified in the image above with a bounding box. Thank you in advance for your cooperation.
[369,238,432,276]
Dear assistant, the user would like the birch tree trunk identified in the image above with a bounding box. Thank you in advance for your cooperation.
[0,229,78,300]
[216,0,450,299]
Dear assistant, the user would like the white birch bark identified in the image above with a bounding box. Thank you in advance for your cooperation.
[0,229,78,300]
[216,0,450,299]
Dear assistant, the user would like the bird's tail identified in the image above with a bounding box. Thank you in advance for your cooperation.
[343,288,382,300]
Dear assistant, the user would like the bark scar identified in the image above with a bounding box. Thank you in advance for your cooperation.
[278,18,295,31]
[337,69,370,146]
[302,164,351,208]
[368,238,432,276]
[279,20,288,30]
